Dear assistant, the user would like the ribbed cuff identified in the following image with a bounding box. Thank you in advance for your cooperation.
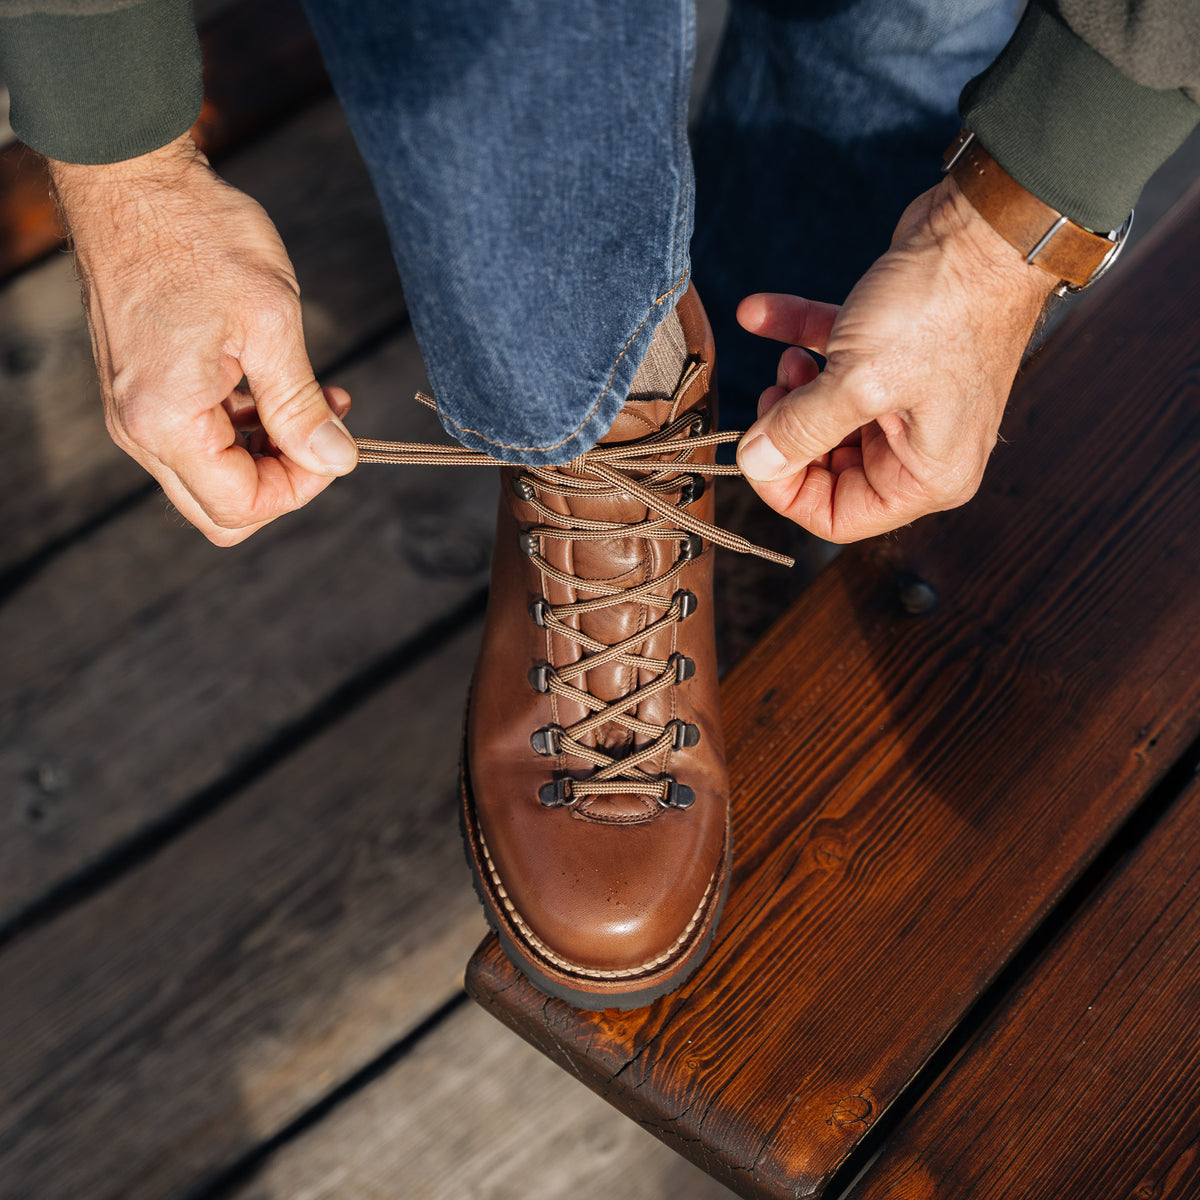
[959,0,1200,232]
[0,0,201,164]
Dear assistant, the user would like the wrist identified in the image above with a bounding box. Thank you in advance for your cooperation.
[925,175,1058,309]
[49,133,208,240]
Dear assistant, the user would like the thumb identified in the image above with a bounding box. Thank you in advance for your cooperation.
[737,373,862,483]
[242,324,358,477]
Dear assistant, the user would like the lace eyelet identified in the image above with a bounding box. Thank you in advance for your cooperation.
[659,779,696,809]
[530,725,562,756]
[668,719,701,749]
[674,589,698,620]
[679,473,705,504]
[539,778,574,807]
[669,653,696,683]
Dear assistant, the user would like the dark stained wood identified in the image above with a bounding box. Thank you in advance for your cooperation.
[0,0,329,281]
[466,186,1200,1199]
[0,626,487,1200]
[0,331,494,928]
[0,95,404,578]
[845,775,1200,1200]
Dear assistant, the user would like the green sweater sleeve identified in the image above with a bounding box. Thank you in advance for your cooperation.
[960,0,1200,232]
[0,0,201,164]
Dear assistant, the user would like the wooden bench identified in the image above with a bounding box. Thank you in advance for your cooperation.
[467,183,1200,1199]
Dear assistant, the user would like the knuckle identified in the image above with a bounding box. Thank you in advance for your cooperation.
[203,523,253,548]
[843,373,887,422]
[769,400,823,454]
[111,393,159,448]
[261,382,321,436]
[252,289,302,339]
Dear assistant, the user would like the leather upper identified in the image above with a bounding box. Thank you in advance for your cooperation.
[466,285,731,976]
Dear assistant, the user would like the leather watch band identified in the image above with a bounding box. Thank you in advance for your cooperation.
[943,129,1130,293]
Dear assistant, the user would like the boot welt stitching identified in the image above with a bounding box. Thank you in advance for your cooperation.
[475,818,718,981]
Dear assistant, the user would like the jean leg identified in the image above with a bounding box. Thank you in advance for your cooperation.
[301,0,696,464]
[692,0,1020,425]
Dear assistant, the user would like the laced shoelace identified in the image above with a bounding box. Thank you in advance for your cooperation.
[356,365,793,810]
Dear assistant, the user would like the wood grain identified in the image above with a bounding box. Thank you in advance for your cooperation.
[0,96,404,577]
[0,0,330,281]
[224,1000,739,1200]
[0,625,487,1200]
[0,331,495,928]
[846,775,1200,1200]
[467,188,1200,1199]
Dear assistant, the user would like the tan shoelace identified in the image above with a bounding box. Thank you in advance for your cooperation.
[356,370,792,808]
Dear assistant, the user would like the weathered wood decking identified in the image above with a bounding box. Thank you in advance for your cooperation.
[3,4,1200,1198]
[0,9,747,1197]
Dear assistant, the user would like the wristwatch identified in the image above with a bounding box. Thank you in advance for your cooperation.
[943,129,1133,296]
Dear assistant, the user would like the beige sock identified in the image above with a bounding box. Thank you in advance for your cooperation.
[627,306,687,403]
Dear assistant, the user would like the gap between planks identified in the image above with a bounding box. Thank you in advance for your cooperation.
[0,623,489,1200]
[0,327,497,931]
[0,95,405,580]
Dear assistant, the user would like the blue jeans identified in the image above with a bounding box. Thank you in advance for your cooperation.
[301,0,1017,462]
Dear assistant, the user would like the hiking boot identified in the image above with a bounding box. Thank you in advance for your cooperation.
[458,285,789,1008]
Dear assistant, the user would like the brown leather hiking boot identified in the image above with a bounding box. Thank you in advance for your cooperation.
[354,285,790,1009]
[458,285,789,1008]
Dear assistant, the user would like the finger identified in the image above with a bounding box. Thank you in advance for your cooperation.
[754,421,927,543]
[241,314,358,477]
[118,436,275,547]
[157,462,274,546]
[324,384,352,418]
[225,383,350,438]
[223,387,259,432]
[737,293,841,353]
[757,384,787,419]
[737,370,865,485]
[151,399,340,533]
[776,345,821,392]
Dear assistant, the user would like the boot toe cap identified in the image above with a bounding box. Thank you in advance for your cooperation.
[479,798,726,978]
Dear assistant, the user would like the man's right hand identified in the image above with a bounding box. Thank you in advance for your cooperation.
[49,132,357,546]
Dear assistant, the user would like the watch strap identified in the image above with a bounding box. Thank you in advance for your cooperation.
[943,129,1126,292]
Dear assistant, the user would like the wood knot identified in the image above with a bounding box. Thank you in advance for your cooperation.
[827,1091,874,1130]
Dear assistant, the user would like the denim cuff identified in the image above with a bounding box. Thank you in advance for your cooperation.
[0,0,201,164]
[959,0,1199,231]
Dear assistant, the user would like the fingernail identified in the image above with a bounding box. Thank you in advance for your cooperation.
[739,433,788,481]
[310,419,357,473]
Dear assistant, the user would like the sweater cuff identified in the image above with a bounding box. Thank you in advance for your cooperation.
[0,0,201,164]
[959,0,1199,232]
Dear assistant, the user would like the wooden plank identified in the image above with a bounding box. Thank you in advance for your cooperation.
[225,1000,739,1200]
[466,187,1200,1199]
[0,625,488,1200]
[0,94,404,578]
[0,329,495,928]
[0,0,330,281]
[845,775,1200,1200]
